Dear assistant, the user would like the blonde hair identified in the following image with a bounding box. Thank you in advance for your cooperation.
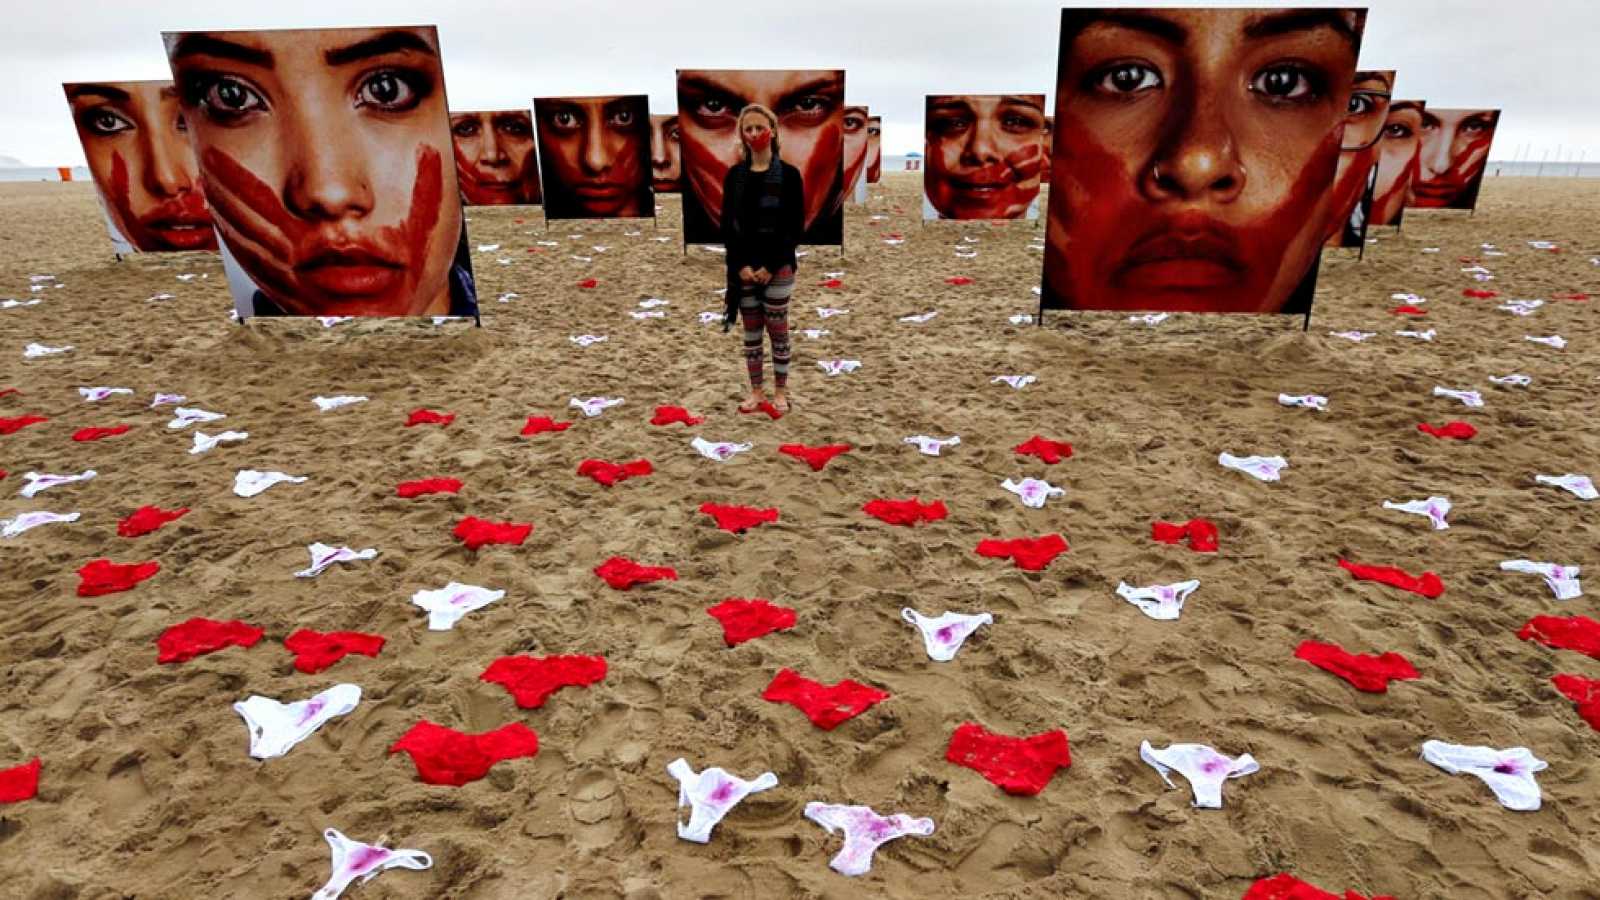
[738,104,780,161]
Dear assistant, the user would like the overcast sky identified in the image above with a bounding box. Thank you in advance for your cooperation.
[11,0,1597,167]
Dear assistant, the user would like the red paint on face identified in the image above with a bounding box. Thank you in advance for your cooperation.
[1047,125,1340,313]
[110,150,217,252]
[747,131,772,151]
[1411,133,1494,207]
[202,144,443,315]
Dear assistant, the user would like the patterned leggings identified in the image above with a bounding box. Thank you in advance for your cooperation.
[739,266,795,390]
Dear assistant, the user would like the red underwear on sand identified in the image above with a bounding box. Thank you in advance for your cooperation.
[453,516,532,550]
[157,617,265,664]
[1518,615,1600,659]
[763,668,889,730]
[1551,674,1600,731]
[0,757,41,804]
[72,425,131,442]
[700,502,779,533]
[283,629,386,674]
[405,408,455,427]
[1013,435,1073,464]
[481,655,608,708]
[1294,640,1419,693]
[863,498,948,526]
[594,556,678,590]
[397,477,463,498]
[1243,873,1396,900]
[77,559,160,597]
[707,599,797,646]
[118,505,189,537]
[651,406,704,426]
[1417,421,1476,440]
[945,722,1072,796]
[1338,559,1444,599]
[974,535,1068,571]
[578,459,653,487]
[1152,518,1219,553]
[390,721,539,786]
[779,443,851,470]
[521,416,573,436]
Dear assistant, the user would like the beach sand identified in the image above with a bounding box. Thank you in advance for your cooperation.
[0,174,1597,899]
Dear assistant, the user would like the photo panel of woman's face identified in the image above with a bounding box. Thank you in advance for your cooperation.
[63,80,218,253]
[1043,8,1366,313]
[866,116,882,183]
[1041,115,1054,183]
[650,113,683,193]
[675,69,846,245]
[451,110,540,206]
[924,94,1047,220]
[1409,107,1499,209]
[1323,69,1393,246]
[534,95,653,219]
[1371,99,1424,227]
[842,104,870,200]
[164,26,474,318]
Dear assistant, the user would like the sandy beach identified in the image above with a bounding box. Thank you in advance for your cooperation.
[1,173,1598,899]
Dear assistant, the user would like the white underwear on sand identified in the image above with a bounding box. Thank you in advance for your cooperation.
[1,510,79,538]
[570,396,623,417]
[665,757,778,843]
[234,683,361,760]
[1433,387,1484,408]
[804,802,935,876]
[818,359,862,375]
[168,406,225,429]
[79,386,132,402]
[296,543,380,578]
[1499,560,1582,600]
[1117,580,1201,621]
[901,608,992,661]
[904,435,961,456]
[692,437,753,462]
[1277,394,1328,411]
[992,375,1037,389]
[313,395,368,412]
[311,827,432,900]
[1383,496,1451,530]
[1535,474,1597,500]
[411,582,505,630]
[1420,741,1546,811]
[190,430,248,455]
[20,470,96,498]
[1219,453,1287,482]
[234,469,308,498]
[1139,741,1260,808]
[1002,477,1064,509]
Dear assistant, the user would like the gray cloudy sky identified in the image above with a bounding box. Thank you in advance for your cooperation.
[11,0,1597,166]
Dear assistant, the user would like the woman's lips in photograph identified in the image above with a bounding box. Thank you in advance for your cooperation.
[575,182,628,200]
[296,245,406,297]
[1410,179,1461,205]
[143,215,216,250]
[1115,227,1247,291]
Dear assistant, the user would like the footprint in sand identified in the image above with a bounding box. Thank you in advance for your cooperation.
[574,677,663,767]
[566,768,638,853]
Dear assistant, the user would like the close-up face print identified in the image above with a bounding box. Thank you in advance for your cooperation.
[842,104,870,200]
[450,110,540,206]
[924,94,1047,219]
[676,69,846,243]
[1323,69,1392,245]
[650,113,682,193]
[534,95,653,219]
[1041,115,1055,183]
[1371,99,1425,227]
[1044,8,1365,313]
[164,26,470,318]
[1409,107,1499,209]
[64,80,218,253]
[866,115,882,183]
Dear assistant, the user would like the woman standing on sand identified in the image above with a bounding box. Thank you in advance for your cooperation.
[720,104,805,414]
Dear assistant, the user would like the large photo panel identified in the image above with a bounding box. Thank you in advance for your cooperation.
[63,80,219,255]
[451,109,541,206]
[846,104,869,204]
[1407,107,1500,211]
[1042,8,1368,314]
[534,95,654,219]
[163,26,478,319]
[651,113,683,194]
[1371,99,1425,228]
[1325,69,1393,248]
[923,94,1047,220]
[866,115,882,183]
[675,69,846,246]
